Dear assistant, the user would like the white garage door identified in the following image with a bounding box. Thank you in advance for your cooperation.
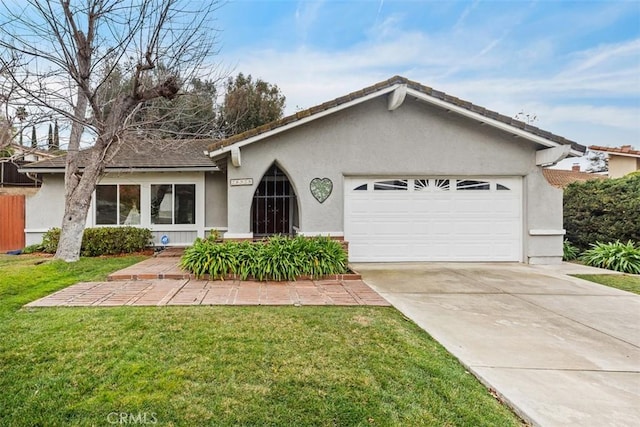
[344,177,522,262]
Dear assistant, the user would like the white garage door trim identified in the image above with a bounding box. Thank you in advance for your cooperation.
[344,177,522,262]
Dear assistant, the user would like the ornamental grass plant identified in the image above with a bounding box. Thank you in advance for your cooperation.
[580,240,640,274]
[180,235,348,281]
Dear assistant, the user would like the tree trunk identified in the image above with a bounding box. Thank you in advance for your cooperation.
[54,81,90,262]
[54,152,104,262]
[54,197,91,262]
[53,94,146,262]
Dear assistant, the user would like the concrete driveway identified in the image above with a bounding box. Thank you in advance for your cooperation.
[352,262,640,427]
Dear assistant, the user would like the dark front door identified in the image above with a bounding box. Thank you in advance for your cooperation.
[252,165,295,236]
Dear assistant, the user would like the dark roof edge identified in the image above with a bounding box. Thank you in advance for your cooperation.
[19,166,220,173]
[208,75,586,154]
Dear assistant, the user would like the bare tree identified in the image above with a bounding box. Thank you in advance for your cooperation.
[1,55,42,161]
[1,56,19,152]
[0,0,221,261]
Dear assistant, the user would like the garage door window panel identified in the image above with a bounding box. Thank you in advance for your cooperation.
[373,180,408,191]
[456,179,490,190]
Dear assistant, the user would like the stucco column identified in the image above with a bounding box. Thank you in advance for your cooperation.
[525,168,565,264]
[225,159,254,238]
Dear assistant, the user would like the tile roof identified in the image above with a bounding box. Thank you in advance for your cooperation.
[542,169,605,189]
[589,145,640,157]
[21,139,217,171]
[209,75,586,153]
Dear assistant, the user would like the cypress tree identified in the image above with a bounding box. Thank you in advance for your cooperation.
[47,123,53,151]
[53,120,60,149]
[31,126,37,148]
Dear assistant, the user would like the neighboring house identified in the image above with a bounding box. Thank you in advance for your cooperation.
[589,145,640,178]
[21,76,586,264]
[1,143,53,195]
[542,164,605,189]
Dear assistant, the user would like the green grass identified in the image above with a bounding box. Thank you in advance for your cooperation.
[573,274,640,295]
[0,255,523,426]
[0,254,148,315]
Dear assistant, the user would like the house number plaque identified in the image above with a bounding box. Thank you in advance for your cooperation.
[230,178,253,186]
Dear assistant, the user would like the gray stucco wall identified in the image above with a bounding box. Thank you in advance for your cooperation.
[204,171,228,229]
[25,174,66,246]
[25,171,211,247]
[224,95,564,263]
[524,171,565,263]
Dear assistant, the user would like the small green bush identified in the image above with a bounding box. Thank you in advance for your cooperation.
[42,228,61,253]
[580,241,640,274]
[21,243,44,254]
[41,227,152,256]
[563,239,580,261]
[180,235,348,281]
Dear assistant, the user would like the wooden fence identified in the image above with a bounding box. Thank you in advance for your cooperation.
[0,195,25,251]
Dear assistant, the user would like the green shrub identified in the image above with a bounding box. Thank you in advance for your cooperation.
[580,241,640,274]
[40,227,152,256]
[564,174,640,250]
[563,239,580,261]
[180,235,348,281]
[42,228,61,253]
[21,243,44,254]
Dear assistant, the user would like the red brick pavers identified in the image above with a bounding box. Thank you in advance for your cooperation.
[107,257,188,281]
[26,279,390,307]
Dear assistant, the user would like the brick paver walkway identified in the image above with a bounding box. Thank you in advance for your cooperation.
[25,251,390,307]
[26,278,390,307]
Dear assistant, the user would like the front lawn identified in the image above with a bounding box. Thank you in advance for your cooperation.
[573,274,640,295]
[0,255,522,426]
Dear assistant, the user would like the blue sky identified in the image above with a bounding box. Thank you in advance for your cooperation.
[213,0,640,167]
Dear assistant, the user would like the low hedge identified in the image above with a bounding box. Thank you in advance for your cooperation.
[564,174,640,250]
[41,227,153,256]
[180,235,348,281]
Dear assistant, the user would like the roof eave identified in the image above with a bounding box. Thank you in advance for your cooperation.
[589,150,640,159]
[208,84,401,158]
[208,83,585,158]
[407,89,585,157]
[19,166,220,174]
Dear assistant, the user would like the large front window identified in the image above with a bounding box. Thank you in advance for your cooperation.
[96,184,141,225]
[151,184,195,225]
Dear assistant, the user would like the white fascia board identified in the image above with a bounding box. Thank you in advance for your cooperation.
[17,168,62,173]
[591,151,640,159]
[19,167,219,174]
[407,89,584,157]
[106,167,220,173]
[209,85,401,157]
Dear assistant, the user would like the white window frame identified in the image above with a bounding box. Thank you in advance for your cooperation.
[94,183,142,226]
[90,172,206,238]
